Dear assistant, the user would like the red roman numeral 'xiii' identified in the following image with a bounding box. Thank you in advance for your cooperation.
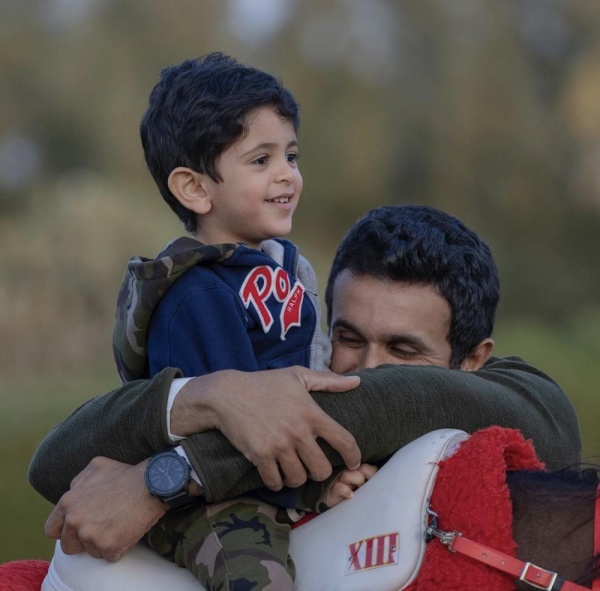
[346,532,399,574]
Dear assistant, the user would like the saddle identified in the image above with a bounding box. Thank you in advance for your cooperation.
[42,429,469,591]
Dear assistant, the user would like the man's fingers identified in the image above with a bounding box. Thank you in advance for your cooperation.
[70,470,87,490]
[44,505,65,540]
[58,522,85,556]
[199,366,361,494]
[60,537,84,556]
[79,542,103,559]
[300,368,361,393]
[293,370,362,470]
[277,452,309,488]
[255,460,284,491]
[98,547,126,563]
[313,413,361,470]
[296,439,334,482]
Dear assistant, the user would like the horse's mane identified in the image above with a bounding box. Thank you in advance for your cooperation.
[507,465,600,587]
[508,464,600,486]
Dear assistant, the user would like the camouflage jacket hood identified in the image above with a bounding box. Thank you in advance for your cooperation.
[113,237,330,383]
[113,237,238,383]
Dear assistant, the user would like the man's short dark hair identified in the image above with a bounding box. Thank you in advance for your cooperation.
[140,52,300,233]
[325,205,500,368]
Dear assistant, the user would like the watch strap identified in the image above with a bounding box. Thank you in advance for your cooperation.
[162,487,198,512]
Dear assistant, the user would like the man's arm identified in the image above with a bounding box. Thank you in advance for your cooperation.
[183,355,581,502]
[29,356,580,505]
[28,366,362,505]
[35,355,580,561]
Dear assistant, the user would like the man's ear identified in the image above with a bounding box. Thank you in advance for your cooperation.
[167,167,212,215]
[460,338,495,372]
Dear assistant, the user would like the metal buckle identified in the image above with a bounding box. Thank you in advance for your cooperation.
[425,506,462,551]
[431,529,461,552]
[519,562,558,590]
[425,505,439,542]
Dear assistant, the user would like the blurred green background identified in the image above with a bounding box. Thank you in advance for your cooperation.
[2,0,600,562]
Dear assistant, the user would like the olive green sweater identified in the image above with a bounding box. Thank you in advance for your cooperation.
[28,356,581,505]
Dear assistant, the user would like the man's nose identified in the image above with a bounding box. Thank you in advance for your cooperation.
[358,346,385,370]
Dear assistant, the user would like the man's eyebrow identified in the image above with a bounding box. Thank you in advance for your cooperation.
[330,319,363,335]
[241,140,298,157]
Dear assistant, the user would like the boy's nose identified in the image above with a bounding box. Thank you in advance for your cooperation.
[274,159,296,183]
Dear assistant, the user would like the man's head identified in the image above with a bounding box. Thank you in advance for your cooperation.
[325,205,499,372]
[140,52,300,235]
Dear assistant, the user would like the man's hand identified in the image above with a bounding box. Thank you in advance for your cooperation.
[44,457,166,562]
[172,366,362,491]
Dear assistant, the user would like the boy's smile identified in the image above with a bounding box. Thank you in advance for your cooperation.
[194,106,302,249]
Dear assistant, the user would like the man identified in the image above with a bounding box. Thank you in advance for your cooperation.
[29,205,581,563]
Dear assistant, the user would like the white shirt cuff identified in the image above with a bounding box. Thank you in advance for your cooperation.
[173,446,202,486]
[166,377,193,442]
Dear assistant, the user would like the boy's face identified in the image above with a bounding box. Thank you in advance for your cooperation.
[197,106,302,248]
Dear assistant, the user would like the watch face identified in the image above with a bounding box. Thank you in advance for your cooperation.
[147,454,187,495]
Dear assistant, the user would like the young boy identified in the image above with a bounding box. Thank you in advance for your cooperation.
[112,53,374,590]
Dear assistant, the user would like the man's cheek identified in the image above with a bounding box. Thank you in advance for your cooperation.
[329,344,355,374]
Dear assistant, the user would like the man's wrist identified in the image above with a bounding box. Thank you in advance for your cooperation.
[170,370,239,436]
[137,459,169,516]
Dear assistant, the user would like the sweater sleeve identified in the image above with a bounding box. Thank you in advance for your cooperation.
[27,367,179,504]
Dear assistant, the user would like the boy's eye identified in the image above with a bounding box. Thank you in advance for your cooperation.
[253,155,269,165]
[286,152,299,163]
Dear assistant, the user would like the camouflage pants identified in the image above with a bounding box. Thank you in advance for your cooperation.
[146,496,295,591]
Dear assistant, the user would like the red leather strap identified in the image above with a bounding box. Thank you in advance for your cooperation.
[449,534,589,591]
[291,512,317,529]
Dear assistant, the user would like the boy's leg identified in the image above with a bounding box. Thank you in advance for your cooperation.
[146,497,295,591]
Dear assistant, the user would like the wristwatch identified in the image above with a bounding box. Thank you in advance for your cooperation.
[144,450,197,511]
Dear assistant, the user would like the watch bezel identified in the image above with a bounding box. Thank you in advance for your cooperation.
[145,450,190,497]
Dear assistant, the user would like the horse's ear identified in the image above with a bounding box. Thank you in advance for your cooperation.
[460,338,494,372]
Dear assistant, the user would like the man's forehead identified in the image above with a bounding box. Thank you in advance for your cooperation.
[332,270,444,302]
[331,271,451,331]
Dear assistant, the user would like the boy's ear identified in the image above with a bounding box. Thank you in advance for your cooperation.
[460,338,495,372]
[167,167,212,215]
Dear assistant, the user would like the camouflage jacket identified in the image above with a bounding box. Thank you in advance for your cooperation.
[113,237,331,383]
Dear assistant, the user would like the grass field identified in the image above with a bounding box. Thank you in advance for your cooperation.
[2,318,599,563]
[0,367,117,562]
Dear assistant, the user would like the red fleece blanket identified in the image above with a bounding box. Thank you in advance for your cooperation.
[406,426,544,591]
[0,559,49,591]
